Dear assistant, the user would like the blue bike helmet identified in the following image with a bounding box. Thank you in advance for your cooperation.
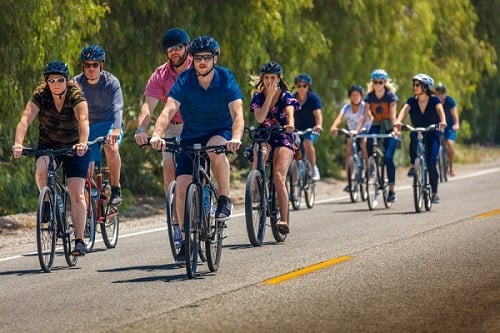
[189,36,220,55]
[348,84,364,96]
[81,45,106,62]
[412,73,434,90]
[370,68,389,81]
[161,28,190,52]
[260,61,283,76]
[44,61,70,79]
[294,73,312,85]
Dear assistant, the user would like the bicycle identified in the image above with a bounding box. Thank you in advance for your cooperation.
[403,124,436,213]
[339,128,368,203]
[181,143,227,279]
[359,132,397,210]
[244,126,289,247]
[83,136,119,252]
[437,133,449,183]
[21,143,100,272]
[288,128,316,210]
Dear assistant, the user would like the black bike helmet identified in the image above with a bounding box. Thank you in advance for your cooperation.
[44,61,70,79]
[80,45,106,62]
[161,28,190,52]
[348,84,364,96]
[294,73,312,85]
[188,36,220,55]
[435,82,447,93]
[260,61,282,76]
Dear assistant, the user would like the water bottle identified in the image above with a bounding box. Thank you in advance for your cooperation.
[90,187,99,200]
[173,224,182,248]
[103,183,111,200]
[57,196,64,216]
[202,185,211,217]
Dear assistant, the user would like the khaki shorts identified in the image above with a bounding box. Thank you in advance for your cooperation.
[162,123,182,161]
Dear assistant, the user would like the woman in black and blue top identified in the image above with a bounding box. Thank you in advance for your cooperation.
[395,73,446,204]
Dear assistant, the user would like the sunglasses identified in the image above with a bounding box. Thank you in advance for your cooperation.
[296,84,308,88]
[193,54,214,62]
[413,82,421,87]
[47,77,66,84]
[372,80,384,85]
[166,45,184,53]
[84,62,100,69]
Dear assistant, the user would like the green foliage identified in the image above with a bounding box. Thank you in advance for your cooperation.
[0,0,498,215]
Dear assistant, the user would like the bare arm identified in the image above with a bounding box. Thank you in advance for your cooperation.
[150,96,179,149]
[356,102,370,133]
[253,85,280,123]
[394,103,410,134]
[330,112,344,137]
[450,106,459,130]
[312,108,323,132]
[389,101,398,125]
[436,103,447,131]
[74,101,90,156]
[227,99,245,152]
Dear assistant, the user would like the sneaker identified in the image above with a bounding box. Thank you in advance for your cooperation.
[215,196,233,220]
[432,194,441,204]
[72,239,86,256]
[387,191,397,202]
[175,241,186,264]
[312,166,320,181]
[343,185,350,192]
[109,186,122,206]
[42,202,51,223]
[407,167,415,177]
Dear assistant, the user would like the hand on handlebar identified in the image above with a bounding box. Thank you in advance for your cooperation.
[149,136,165,150]
[11,143,23,159]
[226,138,241,153]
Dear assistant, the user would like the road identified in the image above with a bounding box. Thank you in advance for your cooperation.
[1,165,500,333]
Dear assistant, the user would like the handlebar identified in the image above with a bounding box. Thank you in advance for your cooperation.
[402,124,437,132]
[245,126,286,143]
[21,146,76,158]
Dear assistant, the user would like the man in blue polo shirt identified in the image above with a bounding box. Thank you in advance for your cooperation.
[150,36,244,263]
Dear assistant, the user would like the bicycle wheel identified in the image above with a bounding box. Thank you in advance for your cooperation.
[100,198,119,249]
[303,160,316,209]
[84,187,97,252]
[185,183,200,279]
[165,180,182,262]
[288,160,301,210]
[36,187,57,273]
[441,145,449,182]
[381,162,392,209]
[245,170,267,246]
[366,157,379,210]
[62,192,78,267]
[413,158,424,213]
[270,184,288,243]
[437,146,444,183]
[424,166,433,212]
[359,159,368,201]
[206,183,222,272]
[347,156,359,203]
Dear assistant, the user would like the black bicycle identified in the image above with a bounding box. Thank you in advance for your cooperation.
[288,128,316,210]
[403,124,436,213]
[360,133,397,210]
[339,128,367,203]
[21,143,101,272]
[244,126,288,247]
[437,133,449,183]
[182,143,227,279]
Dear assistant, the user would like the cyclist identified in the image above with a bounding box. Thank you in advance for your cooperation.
[74,45,124,206]
[330,84,371,192]
[12,61,90,256]
[356,69,399,202]
[436,82,459,176]
[150,36,244,263]
[134,28,192,194]
[293,73,323,181]
[249,61,298,234]
[394,73,446,204]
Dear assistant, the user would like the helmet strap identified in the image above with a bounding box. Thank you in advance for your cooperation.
[196,65,215,77]
[54,89,67,100]
[172,50,188,68]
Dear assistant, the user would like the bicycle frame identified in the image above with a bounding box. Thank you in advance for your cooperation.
[339,128,367,203]
[290,128,316,209]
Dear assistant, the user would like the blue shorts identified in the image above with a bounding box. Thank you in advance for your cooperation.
[300,131,319,144]
[88,121,124,162]
[176,131,230,177]
[443,127,457,141]
[36,144,90,179]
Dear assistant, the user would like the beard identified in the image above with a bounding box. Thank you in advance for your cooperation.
[169,50,188,68]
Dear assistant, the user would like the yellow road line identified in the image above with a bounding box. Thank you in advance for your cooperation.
[476,209,500,219]
[263,255,353,285]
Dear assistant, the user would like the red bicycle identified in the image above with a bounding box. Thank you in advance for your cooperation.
[83,136,119,251]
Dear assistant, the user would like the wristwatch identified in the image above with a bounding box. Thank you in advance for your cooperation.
[135,127,145,134]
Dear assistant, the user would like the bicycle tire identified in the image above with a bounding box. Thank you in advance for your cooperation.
[441,145,449,182]
[438,146,444,183]
[84,187,97,252]
[288,160,301,210]
[381,162,392,209]
[270,183,288,243]
[366,157,379,210]
[245,170,266,246]
[359,158,368,201]
[206,182,222,272]
[424,166,433,212]
[185,183,200,279]
[413,158,424,213]
[304,160,315,208]
[347,156,359,202]
[165,180,182,262]
[100,199,119,249]
[36,187,57,273]
[62,191,78,267]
